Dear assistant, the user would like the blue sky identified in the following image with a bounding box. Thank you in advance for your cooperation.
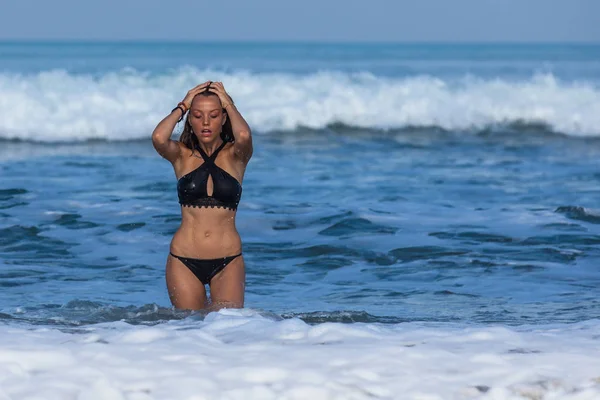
[1,0,598,42]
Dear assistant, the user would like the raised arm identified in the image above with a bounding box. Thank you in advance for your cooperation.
[209,82,253,162]
[151,82,211,163]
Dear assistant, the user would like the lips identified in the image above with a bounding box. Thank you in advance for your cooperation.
[200,129,212,136]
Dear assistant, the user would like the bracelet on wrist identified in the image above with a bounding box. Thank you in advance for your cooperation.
[171,105,186,122]
[177,102,188,112]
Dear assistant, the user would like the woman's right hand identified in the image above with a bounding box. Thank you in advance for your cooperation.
[181,81,212,110]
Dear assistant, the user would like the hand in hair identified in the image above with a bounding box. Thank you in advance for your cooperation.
[182,81,212,110]
[208,81,235,109]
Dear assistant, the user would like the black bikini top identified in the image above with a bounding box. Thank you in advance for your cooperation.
[177,141,242,210]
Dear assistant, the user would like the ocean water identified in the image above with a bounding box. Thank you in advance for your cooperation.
[1,42,600,399]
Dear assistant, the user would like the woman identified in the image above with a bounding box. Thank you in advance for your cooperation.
[151,81,253,310]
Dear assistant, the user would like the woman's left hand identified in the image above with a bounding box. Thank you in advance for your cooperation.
[208,82,234,109]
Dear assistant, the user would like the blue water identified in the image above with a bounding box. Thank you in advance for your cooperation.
[1,42,600,327]
[2,42,600,79]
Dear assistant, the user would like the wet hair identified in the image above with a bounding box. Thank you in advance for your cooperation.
[179,90,234,151]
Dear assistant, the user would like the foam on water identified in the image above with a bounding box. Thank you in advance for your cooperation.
[1,69,599,141]
[1,310,600,400]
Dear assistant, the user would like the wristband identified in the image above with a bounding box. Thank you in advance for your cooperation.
[177,101,188,112]
[171,106,186,122]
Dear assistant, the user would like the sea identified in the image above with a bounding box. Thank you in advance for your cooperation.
[1,42,600,399]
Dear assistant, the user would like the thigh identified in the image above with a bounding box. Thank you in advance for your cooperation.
[208,255,245,309]
[166,255,208,310]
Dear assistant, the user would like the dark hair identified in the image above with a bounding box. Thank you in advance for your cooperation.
[179,90,234,151]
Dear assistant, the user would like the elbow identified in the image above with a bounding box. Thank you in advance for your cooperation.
[236,129,252,143]
[151,130,165,147]
[151,133,169,155]
[234,130,253,160]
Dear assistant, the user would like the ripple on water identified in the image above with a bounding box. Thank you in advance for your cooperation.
[117,222,146,232]
[521,234,600,246]
[297,257,353,271]
[388,246,469,263]
[0,188,29,212]
[0,225,73,258]
[319,217,398,237]
[429,231,514,244]
[539,222,587,232]
[0,188,28,201]
[556,205,600,224]
[479,247,579,264]
[48,213,101,230]
[273,220,297,230]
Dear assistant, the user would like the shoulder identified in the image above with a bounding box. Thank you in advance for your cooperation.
[171,141,194,167]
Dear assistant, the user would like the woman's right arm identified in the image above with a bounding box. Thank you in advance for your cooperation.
[151,82,211,163]
[151,108,185,163]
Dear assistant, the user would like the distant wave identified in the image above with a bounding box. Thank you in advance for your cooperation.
[0,68,599,142]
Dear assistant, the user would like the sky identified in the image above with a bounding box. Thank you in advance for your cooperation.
[0,0,598,43]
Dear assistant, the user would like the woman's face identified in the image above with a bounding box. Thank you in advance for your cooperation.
[188,95,226,143]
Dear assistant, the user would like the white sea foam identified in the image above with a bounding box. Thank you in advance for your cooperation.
[0,69,599,142]
[1,310,600,399]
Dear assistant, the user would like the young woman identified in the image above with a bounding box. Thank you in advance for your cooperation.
[151,81,253,310]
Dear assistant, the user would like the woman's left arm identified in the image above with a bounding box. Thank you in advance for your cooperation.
[209,82,253,162]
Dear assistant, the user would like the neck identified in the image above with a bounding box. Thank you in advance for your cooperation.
[197,138,224,156]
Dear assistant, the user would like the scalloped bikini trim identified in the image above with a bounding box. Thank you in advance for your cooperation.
[181,203,237,211]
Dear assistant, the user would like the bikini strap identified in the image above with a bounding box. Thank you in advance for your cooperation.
[195,140,228,163]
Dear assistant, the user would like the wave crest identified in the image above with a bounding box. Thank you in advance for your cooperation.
[0,69,599,141]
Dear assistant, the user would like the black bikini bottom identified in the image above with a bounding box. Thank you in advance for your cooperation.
[170,252,242,285]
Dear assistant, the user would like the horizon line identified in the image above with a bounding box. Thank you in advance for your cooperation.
[0,39,599,46]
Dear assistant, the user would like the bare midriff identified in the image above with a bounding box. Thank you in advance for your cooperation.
[170,206,241,259]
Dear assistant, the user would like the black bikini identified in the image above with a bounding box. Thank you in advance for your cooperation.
[177,141,242,210]
[170,141,243,285]
[169,252,242,285]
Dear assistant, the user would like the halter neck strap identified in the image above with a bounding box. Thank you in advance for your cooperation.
[195,140,227,162]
